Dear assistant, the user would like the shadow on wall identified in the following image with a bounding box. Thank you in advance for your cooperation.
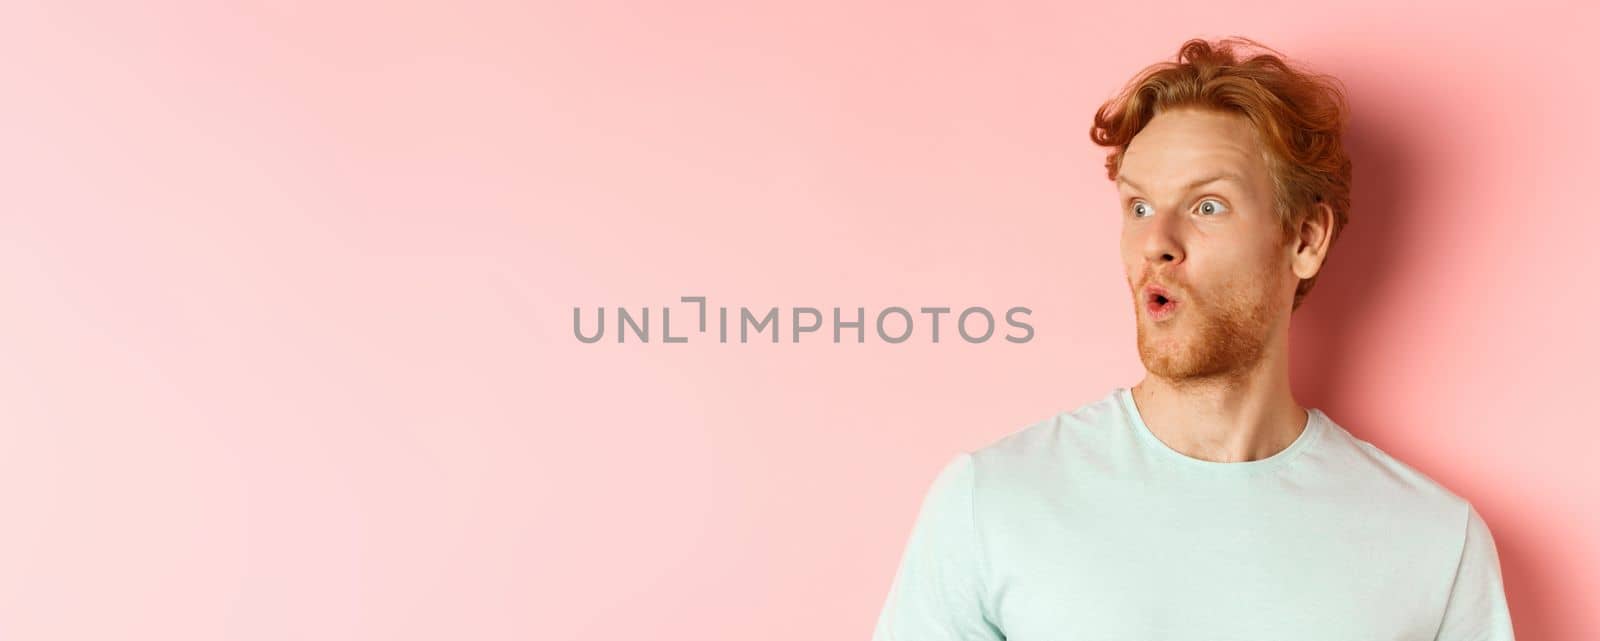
[1286,80,1414,417]
[1287,63,1559,640]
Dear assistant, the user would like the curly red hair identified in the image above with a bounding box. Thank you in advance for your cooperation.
[1090,37,1352,311]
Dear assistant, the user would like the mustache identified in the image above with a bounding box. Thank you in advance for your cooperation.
[1134,274,1186,297]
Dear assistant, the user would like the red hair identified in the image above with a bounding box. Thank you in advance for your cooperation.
[1090,37,1352,310]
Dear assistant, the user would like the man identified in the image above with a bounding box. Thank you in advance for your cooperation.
[871,37,1515,640]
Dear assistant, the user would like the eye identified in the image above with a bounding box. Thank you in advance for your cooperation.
[1196,198,1229,215]
[1130,201,1153,218]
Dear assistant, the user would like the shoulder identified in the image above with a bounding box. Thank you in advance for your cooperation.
[972,388,1121,457]
[962,389,1126,492]
[1318,414,1468,503]
[1312,413,1474,538]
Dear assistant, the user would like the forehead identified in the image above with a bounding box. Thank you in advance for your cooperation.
[1117,108,1269,191]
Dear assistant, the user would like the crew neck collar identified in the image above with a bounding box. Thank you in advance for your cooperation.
[1115,386,1325,475]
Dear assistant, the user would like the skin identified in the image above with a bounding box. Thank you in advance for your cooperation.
[1115,107,1336,463]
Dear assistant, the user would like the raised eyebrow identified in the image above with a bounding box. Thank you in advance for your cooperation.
[1117,172,1246,195]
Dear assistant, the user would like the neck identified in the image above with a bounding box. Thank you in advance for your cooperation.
[1130,333,1307,464]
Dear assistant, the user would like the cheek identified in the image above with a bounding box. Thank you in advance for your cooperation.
[1208,252,1284,302]
[1118,235,1141,274]
[1186,251,1255,299]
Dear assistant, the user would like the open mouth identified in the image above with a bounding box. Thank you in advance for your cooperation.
[1145,286,1179,320]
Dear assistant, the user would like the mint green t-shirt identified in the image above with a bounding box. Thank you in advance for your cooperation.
[872,387,1515,640]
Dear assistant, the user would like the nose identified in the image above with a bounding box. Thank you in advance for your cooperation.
[1139,206,1186,266]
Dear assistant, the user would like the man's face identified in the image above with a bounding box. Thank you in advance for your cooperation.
[1116,107,1295,382]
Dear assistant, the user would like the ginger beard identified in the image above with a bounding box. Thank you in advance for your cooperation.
[1132,261,1283,384]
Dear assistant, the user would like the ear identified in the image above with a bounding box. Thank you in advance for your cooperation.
[1291,201,1335,280]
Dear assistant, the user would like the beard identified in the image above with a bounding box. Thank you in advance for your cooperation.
[1133,269,1281,384]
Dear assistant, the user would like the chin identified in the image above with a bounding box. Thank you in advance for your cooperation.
[1139,346,1191,376]
[1135,324,1222,379]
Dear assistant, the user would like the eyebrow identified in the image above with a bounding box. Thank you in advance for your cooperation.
[1116,171,1246,195]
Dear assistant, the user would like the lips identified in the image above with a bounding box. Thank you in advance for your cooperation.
[1144,283,1179,321]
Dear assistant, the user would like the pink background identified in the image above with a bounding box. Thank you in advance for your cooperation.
[2,1,1595,639]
